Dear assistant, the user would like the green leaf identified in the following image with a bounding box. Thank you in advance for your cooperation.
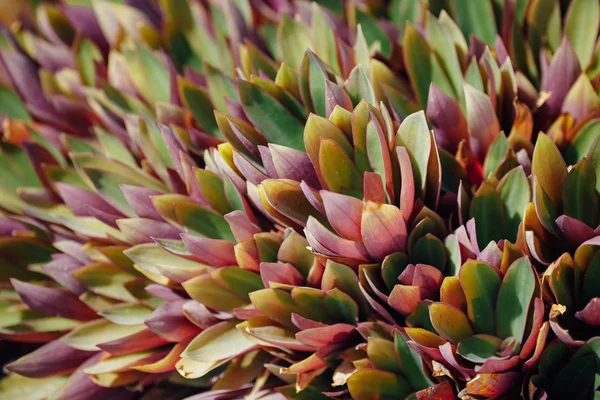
[367,338,403,373]
[394,330,434,390]
[495,257,536,344]
[411,234,447,272]
[548,355,596,400]
[95,127,136,167]
[533,177,560,236]
[457,334,501,363]
[565,0,600,67]
[73,262,137,302]
[562,159,598,227]
[0,85,31,121]
[76,38,102,86]
[324,288,358,324]
[124,44,169,105]
[249,288,302,329]
[403,23,454,109]
[346,65,376,106]
[181,81,221,137]
[498,167,530,242]
[355,10,392,57]
[470,182,505,246]
[483,133,510,178]
[425,12,463,101]
[239,80,305,151]
[182,320,255,362]
[205,63,238,113]
[395,111,431,198]
[347,369,412,400]
[99,304,153,325]
[62,319,145,351]
[459,260,501,335]
[277,15,311,71]
[175,203,235,241]
[312,4,339,74]
[124,243,208,276]
[565,119,600,165]
[382,252,409,290]
[454,0,497,46]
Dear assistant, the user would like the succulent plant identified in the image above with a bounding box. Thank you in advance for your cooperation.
[0,0,599,399]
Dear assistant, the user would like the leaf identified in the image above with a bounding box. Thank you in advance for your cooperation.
[99,304,153,326]
[429,302,474,344]
[547,355,596,400]
[346,65,376,106]
[411,234,447,272]
[205,63,238,113]
[347,369,412,400]
[361,201,407,261]
[124,243,209,277]
[457,334,502,363]
[532,133,568,205]
[367,338,402,373]
[0,85,31,121]
[454,0,497,46]
[565,119,600,165]
[496,257,536,344]
[0,374,66,400]
[180,81,221,137]
[175,203,235,241]
[183,274,247,313]
[565,0,600,67]
[403,23,454,109]
[73,263,137,302]
[75,38,102,86]
[124,44,169,105]
[483,133,510,178]
[249,288,302,330]
[261,179,323,227]
[62,319,145,351]
[464,83,500,161]
[395,111,431,198]
[277,15,311,71]
[394,330,434,390]
[239,80,305,151]
[319,139,362,194]
[425,13,463,101]
[498,167,530,242]
[470,183,505,246]
[459,260,501,335]
[562,159,598,228]
[355,10,392,57]
[182,320,255,363]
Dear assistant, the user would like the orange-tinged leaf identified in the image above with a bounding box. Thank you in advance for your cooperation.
[429,302,474,344]
[532,133,567,205]
[361,201,407,261]
[347,369,412,400]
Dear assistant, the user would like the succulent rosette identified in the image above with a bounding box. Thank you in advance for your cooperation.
[0,0,600,399]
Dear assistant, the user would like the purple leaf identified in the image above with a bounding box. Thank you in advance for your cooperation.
[182,234,237,267]
[11,279,97,321]
[321,191,363,242]
[145,300,201,342]
[259,262,304,288]
[6,339,94,378]
[427,83,469,153]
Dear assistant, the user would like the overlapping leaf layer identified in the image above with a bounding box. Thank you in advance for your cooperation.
[0,0,599,399]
